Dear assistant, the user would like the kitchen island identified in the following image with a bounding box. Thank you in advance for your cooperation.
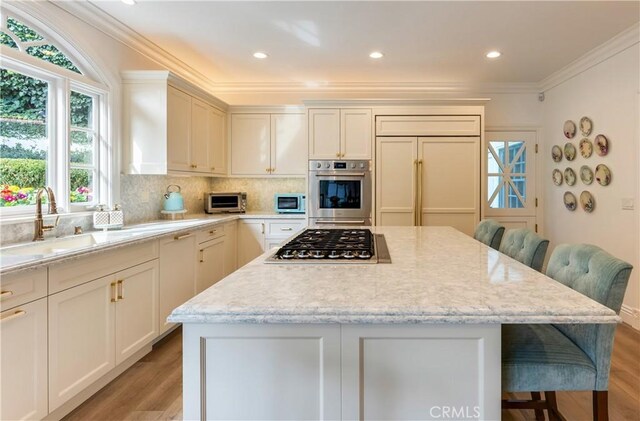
[169,226,618,421]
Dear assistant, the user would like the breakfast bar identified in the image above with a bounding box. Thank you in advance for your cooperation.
[169,226,619,420]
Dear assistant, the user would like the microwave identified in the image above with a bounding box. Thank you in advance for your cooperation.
[204,192,246,214]
[275,193,306,214]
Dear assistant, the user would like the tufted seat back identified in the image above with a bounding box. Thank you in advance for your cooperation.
[499,228,549,272]
[546,244,633,390]
[473,219,505,250]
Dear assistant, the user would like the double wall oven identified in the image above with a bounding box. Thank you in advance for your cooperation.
[308,160,372,226]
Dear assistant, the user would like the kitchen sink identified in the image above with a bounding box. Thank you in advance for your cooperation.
[2,234,100,256]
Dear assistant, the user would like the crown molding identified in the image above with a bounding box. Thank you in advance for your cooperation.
[539,22,640,93]
[51,0,219,94]
[302,98,491,107]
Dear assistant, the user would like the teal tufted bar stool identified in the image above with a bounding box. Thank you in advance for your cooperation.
[502,244,633,421]
[473,219,505,250]
[499,228,549,272]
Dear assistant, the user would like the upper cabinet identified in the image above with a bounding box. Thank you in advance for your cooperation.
[309,108,372,159]
[230,112,307,176]
[122,71,228,176]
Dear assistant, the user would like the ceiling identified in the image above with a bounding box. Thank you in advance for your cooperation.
[89,1,639,87]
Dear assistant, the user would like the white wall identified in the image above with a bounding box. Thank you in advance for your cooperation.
[542,45,640,328]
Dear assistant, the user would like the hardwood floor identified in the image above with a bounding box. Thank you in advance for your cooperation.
[64,323,640,421]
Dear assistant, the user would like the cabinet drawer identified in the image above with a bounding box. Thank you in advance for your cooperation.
[266,221,305,237]
[49,241,159,294]
[0,267,47,311]
[196,224,225,244]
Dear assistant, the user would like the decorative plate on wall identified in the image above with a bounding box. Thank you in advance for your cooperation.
[579,138,593,158]
[552,145,563,162]
[563,120,577,139]
[564,143,577,161]
[580,165,594,185]
[580,117,593,136]
[564,192,577,211]
[595,134,609,156]
[580,191,595,213]
[595,164,612,186]
[552,169,563,186]
[564,167,577,186]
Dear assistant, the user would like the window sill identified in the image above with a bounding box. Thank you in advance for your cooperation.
[0,211,94,226]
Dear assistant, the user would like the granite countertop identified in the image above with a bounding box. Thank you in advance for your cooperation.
[169,226,619,325]
[0,212,306,275]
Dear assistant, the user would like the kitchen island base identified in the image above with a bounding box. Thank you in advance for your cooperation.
[182,323,500,420]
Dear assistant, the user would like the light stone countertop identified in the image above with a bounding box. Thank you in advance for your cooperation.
[0,212,305,275]
[168,226,619,325]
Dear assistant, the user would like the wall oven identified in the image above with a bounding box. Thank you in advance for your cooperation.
[308,160,372,226]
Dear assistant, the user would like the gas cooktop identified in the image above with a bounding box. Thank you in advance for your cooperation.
[265,228,391,264]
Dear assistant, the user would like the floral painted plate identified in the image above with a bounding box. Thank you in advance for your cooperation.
[580,117,593,136]
[551,145,563,162]
[580,191,595,213]
[594,134,609,156]
[552,169,563,186]
[580,165,594,185]
[564,192,577,211]
[563,120,577,139]
[564,167,577,186]
[595,164,612,186]
[579,138,593,158]
[564,142,576,161]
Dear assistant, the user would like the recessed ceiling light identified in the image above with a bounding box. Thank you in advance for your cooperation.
[253,52,268,59]
[369,51,384,59]
[121,0,136,5]
[486,51,501,59]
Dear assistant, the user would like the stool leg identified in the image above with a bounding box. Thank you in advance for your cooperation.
[545,391,567,421]
[531,392,545,421]
[593,391,609,421]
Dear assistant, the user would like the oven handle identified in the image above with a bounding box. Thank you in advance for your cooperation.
[314,172,366,177]
[315,220,366,225]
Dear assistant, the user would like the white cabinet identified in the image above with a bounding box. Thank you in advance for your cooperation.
[309,108,372,159]
[1,298,48,421]
[196,237,225,294]
[159,232,196,334]
[48,260,159,411]
[230,113,306,176]
[376,135,480,236]
[223,221,238,277]
[122,71,228,176]
[237,219,306,267]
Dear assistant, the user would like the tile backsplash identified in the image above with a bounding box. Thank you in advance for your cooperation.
[210,177,306,212]
[0,175,306,245]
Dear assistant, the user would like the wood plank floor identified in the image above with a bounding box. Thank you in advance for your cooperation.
[64,323,640,421]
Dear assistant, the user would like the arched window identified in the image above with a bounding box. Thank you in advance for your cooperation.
[1,9,108,215]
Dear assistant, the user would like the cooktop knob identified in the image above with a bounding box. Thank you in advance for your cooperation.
[360,162,365,169]
[316,162,322,169]
[325,163,331,169]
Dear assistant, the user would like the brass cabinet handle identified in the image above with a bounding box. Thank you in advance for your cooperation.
[211,167,216,171]
[0,309,26,323]
[199,249,204,263]
[110,282,118,303]
[271,168,276,173]
[261,223,265,235]
[209,229,217,235]
[174,233,192,241]
[117,280,124,300]
[336,152,341,158]
[417,159,423,226]
[266,168,270,173]
[281,227,293,231]
[0,290,13,299]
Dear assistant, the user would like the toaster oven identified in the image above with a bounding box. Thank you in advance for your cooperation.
[204,192,246,213]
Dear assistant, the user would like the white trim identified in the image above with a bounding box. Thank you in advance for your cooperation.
[539,23,640,92]
[620,304,640,330]
[304,98,491,107]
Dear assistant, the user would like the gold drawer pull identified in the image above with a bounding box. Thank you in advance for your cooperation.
[174,233,191,241]
[1,309,26,323]
[209,230,217,235]
[281,227,293,231]
[111,282,118,303]
[0,290,13,299]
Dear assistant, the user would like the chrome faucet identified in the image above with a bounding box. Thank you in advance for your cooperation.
[33,187,59,241]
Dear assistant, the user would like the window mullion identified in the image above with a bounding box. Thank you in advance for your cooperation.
[54,77,70,211]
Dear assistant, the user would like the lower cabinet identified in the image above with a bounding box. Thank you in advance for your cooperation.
[159,233,196,334]
[0,298,48,421]
[223,221,237,277]
[237,220,266,267]
[196,237,225,293]
[48,260,159,412]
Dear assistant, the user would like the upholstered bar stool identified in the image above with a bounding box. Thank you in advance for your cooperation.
[499,228,549,272]
[473,219,505,250]
[502,244,633,421]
